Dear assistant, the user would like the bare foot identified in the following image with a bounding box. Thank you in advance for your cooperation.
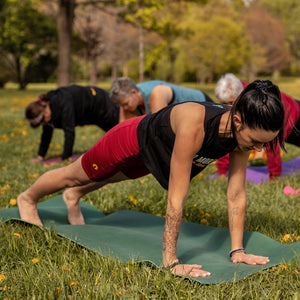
[17,193,43,226]
[63,189,85,225]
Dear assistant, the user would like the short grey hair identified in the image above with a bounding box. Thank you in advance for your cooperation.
[109,77,139,102]
[214,73,243,103]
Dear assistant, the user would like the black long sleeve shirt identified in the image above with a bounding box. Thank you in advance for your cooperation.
[38,85,120,160]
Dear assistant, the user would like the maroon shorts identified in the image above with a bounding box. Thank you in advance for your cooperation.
[81,116,150,181]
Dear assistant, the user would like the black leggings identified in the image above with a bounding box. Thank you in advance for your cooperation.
[286,99,300,146]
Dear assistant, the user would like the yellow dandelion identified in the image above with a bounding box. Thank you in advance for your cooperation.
[282,234,291,242]
[140,179,145,184]
[70,281,79,286]
[10,132,15,137]
[10,199,17,206]
[117,291,122,296]
[56,287,62,292]
[6,184,10,190]
[48,274,52,278]
[198,173,203,179]
[279,263,287,270]
[81,136,86,140]
[32,258,39,264]
[71,262,76,267]
[156,213,162,217]
[1,166,6,170]
[205,213,211,218]
[63,266,70,271]
[129,195,134,202]
[201,219,209,225]
[0,274,6,281]
[295,236,300,241]
[186,213,189,217]
[22,130,28,136]
[13,233,21,238]
[32,173,38,178]
[193,204,197,207]
[133,199,138,205]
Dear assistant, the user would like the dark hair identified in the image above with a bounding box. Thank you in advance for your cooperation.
[25,93,48,128]
[230,80,285,152]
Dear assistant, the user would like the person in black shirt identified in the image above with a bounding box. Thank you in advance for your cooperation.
[25,85,133,161]
[18,80,285,278]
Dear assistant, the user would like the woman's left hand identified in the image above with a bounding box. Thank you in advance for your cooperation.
[231,252,270,265]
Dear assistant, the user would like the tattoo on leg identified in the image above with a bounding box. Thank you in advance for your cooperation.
[230,207,239,230]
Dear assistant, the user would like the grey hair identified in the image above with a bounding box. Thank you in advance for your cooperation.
[214,73,243,103]
[109,77,138,102]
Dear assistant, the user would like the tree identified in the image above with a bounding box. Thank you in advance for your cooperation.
[241,3,290,78]
[170,0,250,83]
[0,0,57,89]
[259,0,300,74]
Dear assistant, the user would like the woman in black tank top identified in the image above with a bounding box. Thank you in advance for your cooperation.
[18,80,285,278]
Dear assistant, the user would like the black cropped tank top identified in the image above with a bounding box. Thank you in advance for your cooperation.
[137,102,237,190]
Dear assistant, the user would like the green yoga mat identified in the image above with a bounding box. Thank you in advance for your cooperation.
[0,195,299,284]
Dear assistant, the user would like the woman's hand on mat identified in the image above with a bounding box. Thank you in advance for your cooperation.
[171,264,211,277]
[231,253,270,265]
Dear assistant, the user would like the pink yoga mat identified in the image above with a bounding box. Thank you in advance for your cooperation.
[38,153,82,165]
[209,156,300,184]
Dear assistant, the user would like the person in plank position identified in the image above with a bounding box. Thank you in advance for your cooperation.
[109,77,214,121]
[18,80,285,278]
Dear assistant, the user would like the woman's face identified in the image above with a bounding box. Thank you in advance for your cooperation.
[235,126,279,152]
[41,104,51,125]
[117,90,140,112]
[233,114,279,152]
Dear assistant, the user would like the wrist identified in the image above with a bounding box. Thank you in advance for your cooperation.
[229,247,245,258]
[163,258,179,270]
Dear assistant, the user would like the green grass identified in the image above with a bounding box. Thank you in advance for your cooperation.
[0,81,299,299]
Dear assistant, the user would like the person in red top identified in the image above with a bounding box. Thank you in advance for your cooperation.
[215,73,300,179]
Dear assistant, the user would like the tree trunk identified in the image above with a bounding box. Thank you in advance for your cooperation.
[89,57,98,86]
[57,0,75,87]
[139,26,144,83]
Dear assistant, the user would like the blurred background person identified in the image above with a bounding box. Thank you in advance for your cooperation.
[109,77,214,121]
[214,73,300,180]
[25,85,130,162]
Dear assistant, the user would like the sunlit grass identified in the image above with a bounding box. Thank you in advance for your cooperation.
[0,81,299,298]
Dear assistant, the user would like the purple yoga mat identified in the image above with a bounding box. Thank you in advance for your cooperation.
[40,153,82,165]
[209,156,300,184]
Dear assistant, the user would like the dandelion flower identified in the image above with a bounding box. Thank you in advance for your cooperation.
[32,258,39,264]
[1,166,6,170]
[70,281,79,286]
[0,274,6,281]
[200,219,209,225]
[56,287,62,292]
[282,234,291,242]
[10,199,17,206]
[117,291,122,296]
[13,233,21,238]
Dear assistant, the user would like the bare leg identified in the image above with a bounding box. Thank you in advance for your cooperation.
[17,156,92,226]
[63,172,129,225]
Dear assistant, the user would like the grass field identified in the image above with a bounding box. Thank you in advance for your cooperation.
[0,80,299,299]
